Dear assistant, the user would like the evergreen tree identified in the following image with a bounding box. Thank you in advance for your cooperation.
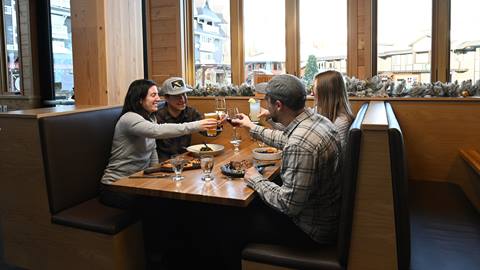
[303,54,318,87]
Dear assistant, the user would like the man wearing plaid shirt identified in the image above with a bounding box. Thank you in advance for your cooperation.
[234,74,342,245]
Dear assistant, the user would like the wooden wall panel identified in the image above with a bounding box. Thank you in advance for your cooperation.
[349,130,398,270]
[389,100,480,208]
[105,0,144,105]
[147,0,182,83]
[71,0,108,105]
[72,0,144,106]
[348,0,373,79]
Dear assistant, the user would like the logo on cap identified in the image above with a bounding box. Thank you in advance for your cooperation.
[171,80,185,89]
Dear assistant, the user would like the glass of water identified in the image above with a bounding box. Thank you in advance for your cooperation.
[171,155,186,181]
[200,155,215,182]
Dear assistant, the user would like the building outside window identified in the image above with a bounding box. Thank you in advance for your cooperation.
[50,0,74,100]
[193,0,231,87]
[2,0,22,94]
[299,0,347,86]
[243,0,285,85]
[450,0,480,83]
[377,0,431,84]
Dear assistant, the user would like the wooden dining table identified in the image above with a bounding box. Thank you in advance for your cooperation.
[108,142,281,207]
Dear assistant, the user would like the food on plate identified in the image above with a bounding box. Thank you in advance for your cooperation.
[254,147,278,154]
[161,158,200,169]
[227,159,253,172]
[200,146,213,152]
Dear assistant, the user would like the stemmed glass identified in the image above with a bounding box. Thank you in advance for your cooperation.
[200,155,215,181]
[215,96,227,133]
[215,96,227,119]
[171,155,186,181]
[227,107,242,153]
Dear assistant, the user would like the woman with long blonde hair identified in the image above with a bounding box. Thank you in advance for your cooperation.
[312,70,353,147]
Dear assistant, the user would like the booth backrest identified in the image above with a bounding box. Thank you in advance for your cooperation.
[337,102,368,267]
[39,107,122,214]
[385,102,411,270]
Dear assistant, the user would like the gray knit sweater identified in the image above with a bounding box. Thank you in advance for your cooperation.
[101,112,201,184]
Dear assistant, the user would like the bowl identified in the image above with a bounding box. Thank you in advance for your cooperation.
[252,147,282,160]
[186,144,224,157]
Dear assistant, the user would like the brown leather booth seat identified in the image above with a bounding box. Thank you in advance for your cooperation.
[386,103,480,270]
[39,107,136,234]
[241,103,369,270]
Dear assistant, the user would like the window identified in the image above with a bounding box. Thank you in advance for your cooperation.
[2,0,22,94]
[244,0,285,84]
[193,0,231,87]
[450,0,480,82]
[299,0,347,86]
[50,0,74,100]
[377,0,431,83]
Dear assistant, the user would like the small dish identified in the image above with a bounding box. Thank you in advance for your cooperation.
[252,147,282,160]
[186,143,225,157]
[220,163,265,178]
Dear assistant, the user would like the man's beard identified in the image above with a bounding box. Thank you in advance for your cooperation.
[271,114,279,123]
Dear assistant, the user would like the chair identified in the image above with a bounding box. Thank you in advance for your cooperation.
[386,102,480,270]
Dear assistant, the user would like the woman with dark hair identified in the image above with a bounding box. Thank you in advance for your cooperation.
[100,79,216,208]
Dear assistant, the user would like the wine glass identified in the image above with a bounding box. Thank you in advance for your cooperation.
[215,96,227,118]
[171,155,186,181]
[200,155,215,181]
[227,107,242,153]
[215,97,227,133]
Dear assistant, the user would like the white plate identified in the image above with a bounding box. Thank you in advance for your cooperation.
[252,147,282,160]
[186,144,225,156]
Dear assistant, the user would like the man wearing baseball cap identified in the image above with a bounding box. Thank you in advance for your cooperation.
[234,74,342,246]
[156,77,202,161]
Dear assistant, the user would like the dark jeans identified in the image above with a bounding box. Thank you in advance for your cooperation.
[246,198,319,248]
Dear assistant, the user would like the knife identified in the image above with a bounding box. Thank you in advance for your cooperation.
[256,162,276,168]
[129,174,169,179]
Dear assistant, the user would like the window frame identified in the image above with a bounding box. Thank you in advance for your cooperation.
[0,0,23,95]
[181,0,457,85]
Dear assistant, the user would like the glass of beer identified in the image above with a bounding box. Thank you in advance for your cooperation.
[204,112,218,136]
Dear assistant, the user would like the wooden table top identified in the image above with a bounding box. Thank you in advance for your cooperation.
[108,142,281,207]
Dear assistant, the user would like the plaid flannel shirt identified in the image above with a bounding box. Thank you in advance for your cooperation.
[247,109,342,244]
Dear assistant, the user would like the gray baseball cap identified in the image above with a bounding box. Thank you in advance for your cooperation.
[266,74,306,99]
[160,77,192,95]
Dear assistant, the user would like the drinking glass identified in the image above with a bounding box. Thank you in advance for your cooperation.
[204,112,218,137]
[200,155,215,181]
[171,155,186,181]
[227,107,242,153]
[215,96,227,118]
[249,99,261,122]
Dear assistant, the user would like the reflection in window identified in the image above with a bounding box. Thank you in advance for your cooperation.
[377,0,431,84]
[3,0,22,94]
[193,0,231,87]
[451,0,480,83]
[244,0,285,85]
[51,0,74,100]
[300,0,347,86]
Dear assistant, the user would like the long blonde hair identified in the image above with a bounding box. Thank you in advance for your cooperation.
[313,70,353,122]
